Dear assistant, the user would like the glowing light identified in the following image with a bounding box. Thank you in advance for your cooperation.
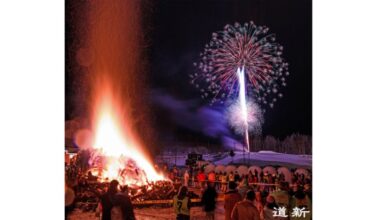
[191,21,289,107]
[237,67,248,126]
[237,67,250,151]
[81,0,164,186]
[227,99,264,139]
[90,88,164,185]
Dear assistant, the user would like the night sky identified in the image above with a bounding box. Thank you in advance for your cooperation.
[66,0,311,147]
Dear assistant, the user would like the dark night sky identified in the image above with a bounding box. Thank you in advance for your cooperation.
[66,0,311,146]
[147,0,311,140]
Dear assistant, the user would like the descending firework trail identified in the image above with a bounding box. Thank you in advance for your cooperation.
[237,67,250,151]
[190,21,289,107]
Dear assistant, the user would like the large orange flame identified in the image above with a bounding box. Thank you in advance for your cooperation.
[83,0,163,185]
[91,84,164,185]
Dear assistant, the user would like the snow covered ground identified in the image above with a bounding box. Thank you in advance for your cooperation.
[157,151,312,169]
[69,202,226,220]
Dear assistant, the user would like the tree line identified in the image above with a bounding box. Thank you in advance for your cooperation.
[249,133,312,155]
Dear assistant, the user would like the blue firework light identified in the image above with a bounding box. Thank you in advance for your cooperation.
[190,21,289,108]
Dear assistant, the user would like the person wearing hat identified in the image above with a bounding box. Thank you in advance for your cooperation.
[224,181,242,220]
[231,190,261,220]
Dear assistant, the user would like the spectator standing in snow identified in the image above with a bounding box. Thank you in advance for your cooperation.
[183,170,190,187]
[254,191,264,220]
[197,170,206,188]
[201,182,217,220]
[224,181,242,220]
[231,190,261,220]
[221,172,228,192]
[208,171,216,183]
[263,196,280,220]
[173,186,191,220]
[228,172,235,182]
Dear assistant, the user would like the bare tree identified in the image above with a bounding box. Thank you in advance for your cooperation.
[264,136,277,151]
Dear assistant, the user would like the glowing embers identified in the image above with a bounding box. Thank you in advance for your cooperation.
[88,153,150,186]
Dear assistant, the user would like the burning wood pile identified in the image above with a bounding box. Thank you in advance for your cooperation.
[66,149,199,213]
[68,171,199,212]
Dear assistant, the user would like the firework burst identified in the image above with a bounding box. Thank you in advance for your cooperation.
[190,21,289,107]
[226,99,264,135]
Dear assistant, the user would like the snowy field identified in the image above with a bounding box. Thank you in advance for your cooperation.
[69,202,226,220]
[157,151,312,169]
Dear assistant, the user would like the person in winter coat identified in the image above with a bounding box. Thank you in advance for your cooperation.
[231,190,261,220]
[183,170,190,187]
[234,171,241,182]
[289,189,311,220]
[99,180,119,220]
[197,171,206,188]
[224,181,242,220]
[208,171,216,183]
[173,186,192,220]
[99,180,135,220]
[270,182,290,214]
[253,191,264,220]
[238,175,249,198]
[263,196,281,220]
[229,172,235,182]
[221,172,228,192]
[201,182,217,220]
[118,185,135,220]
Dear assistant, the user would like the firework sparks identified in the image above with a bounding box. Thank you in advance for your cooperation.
[190,21,289,107]
[226,99,264,137]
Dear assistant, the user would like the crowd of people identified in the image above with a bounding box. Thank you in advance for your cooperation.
[166,165,312,220]
[65,152,312,220]
[165,166,311,195]
[174,179,311,220]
